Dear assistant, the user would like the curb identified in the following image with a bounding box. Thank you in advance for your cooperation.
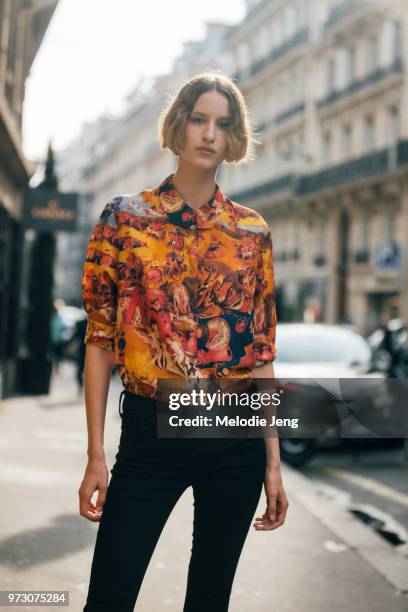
[281,462,408,594]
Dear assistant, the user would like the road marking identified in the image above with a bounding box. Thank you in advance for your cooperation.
[323,467,408,507]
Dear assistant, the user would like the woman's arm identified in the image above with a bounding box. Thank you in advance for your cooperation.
[252,361,281,469]
[84,344,115,459]
[79,199,120,521]
[78,344,114,522]
[252,360,289,531]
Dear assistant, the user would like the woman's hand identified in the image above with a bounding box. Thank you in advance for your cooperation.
[78,458,109,522]
[253,464,289,531]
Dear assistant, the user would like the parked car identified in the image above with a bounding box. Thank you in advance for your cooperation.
[272,323,394,466]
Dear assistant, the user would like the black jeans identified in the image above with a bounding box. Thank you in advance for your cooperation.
[83,390,267,611]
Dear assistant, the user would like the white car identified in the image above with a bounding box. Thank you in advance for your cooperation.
[272,323,389,466]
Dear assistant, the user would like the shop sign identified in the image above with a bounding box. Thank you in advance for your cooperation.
[23,188,78,232]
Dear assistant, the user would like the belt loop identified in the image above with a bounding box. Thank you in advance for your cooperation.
[119,390,126,417]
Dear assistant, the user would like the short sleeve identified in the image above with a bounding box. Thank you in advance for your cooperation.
[81,200,120,352]
[253,226,277,363]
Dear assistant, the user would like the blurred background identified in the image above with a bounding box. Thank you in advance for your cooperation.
[1,1,408,609]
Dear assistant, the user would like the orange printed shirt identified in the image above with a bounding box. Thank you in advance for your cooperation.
[81,172,277,399]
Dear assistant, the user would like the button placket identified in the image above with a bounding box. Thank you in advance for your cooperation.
[188,219,198,276]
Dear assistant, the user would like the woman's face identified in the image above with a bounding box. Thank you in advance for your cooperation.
[179,90,232,169]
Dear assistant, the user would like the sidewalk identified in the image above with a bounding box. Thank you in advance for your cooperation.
[1,362,407,611]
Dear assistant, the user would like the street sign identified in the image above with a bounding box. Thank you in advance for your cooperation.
[374,240,401,271]
[23,188,78,232]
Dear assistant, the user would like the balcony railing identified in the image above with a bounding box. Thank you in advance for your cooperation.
[274,103,306,125]
[234,27,309,84]
[297,141,408,195]
[324,0,371,31]
[254,102,306,134]
[298,149,388,195]
[230,174,294,202]
[318,58,403,109]
[229,140,408,202]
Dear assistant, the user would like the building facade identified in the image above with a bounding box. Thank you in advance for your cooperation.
[55,115,119,305]
[0,0,58,398]
[222,0,408,333]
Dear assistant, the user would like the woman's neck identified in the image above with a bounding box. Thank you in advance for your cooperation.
[172,161,218,210]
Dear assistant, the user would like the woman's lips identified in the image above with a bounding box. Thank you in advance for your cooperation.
[197,147,215,155]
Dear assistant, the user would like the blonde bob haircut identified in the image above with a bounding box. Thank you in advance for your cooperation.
[159,72,257,164]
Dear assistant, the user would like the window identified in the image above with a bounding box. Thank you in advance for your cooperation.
[327,57,336,93]
[285,137,294,161]
[299,67,306,99]
[318,215,326,255]
[392,21,402,62]
[363,115,375,153]
[237,41,251,74]
[366,35,378,75]
[289,68,297,105]
[346,46,356,84]
[279,10,286,42]
[277,77,287,113]
[361,205,370,251]
[385,207,396,241]
[283,4,297,39]
[275,139,282,172]
[271,18,281,48]
[322,131,332,166]
[259,25,269,57]
[342,124,352,160]
[298,131,305,163]
[388,106,399,146]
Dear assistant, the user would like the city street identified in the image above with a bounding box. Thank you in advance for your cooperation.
[1,362,408,611]
[302,443,408,540]
[2,0,408,610]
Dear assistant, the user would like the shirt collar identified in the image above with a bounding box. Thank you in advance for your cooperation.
[156,172,227,229]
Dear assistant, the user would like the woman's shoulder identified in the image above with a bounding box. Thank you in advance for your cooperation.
[97,188,163,228]
[226,197,271,234]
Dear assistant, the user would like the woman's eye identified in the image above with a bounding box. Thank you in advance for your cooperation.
[190,116,230,128]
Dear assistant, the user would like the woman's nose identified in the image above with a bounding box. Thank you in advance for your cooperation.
[204,122,216,140]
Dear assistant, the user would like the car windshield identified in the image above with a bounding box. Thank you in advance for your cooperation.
[276,327,371,364]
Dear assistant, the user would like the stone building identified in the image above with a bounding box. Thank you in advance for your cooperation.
[0,0,58,397]
[222,0,408,333]
[54,115,118,305]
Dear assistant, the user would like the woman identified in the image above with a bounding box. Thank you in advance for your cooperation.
[80,72,289,611]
